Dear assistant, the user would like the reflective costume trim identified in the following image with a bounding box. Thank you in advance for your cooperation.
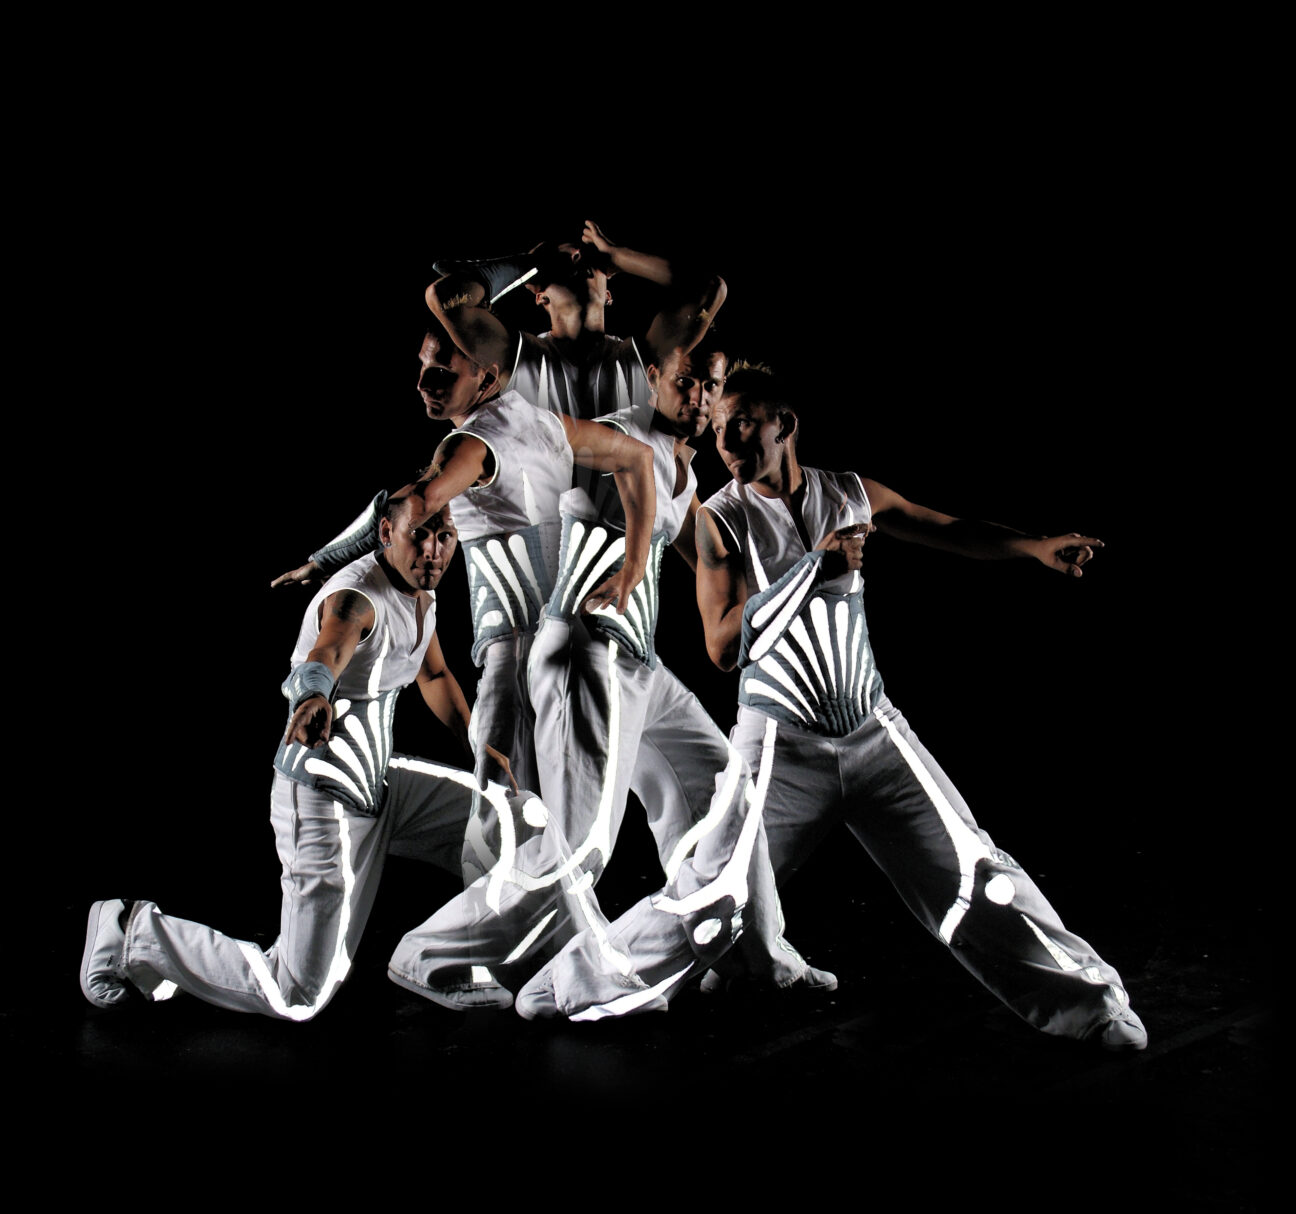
[738,550,880,736]
[463,523,557,666]
[547,516,669,669]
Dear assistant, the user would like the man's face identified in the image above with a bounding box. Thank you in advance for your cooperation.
[653,350,727,440]
[526,242,609,312]
[417,330,488,421]
[382,502,458,593]
[711,393,784,484]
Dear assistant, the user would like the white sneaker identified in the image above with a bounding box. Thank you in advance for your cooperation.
[80,900,131,1008]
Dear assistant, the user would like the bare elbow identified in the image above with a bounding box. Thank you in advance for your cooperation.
[706,635,738,672]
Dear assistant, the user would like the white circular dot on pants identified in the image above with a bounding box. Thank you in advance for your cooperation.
[522,797,549,828]
[693,918,723,945]
[984,873,1016,905]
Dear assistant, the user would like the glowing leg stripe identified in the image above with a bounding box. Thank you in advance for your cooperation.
[471,547,517,628]
[487,538,531,622]
[651,720,773,917]
[874,708,991,944]
[149,980,179,1002]
[1021,915,1083,973]
[569,962,693,1022]
[660,743,746,883]
[566,868,632,975]
[503,909,559,965]
[237,800,355,1021]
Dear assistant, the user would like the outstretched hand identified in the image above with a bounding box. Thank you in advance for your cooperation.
[1034,534,1103,578]
[582,219,615,254]
[285,695,332,747]
[271,560,323,589]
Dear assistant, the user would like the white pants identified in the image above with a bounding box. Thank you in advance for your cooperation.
[121,762,475,1021]
[730,698,1133,1039]
[391,617,803,1013]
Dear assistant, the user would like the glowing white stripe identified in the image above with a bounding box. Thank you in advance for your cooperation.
[237,799,356,1021]
[343,713,375,781]
[834,600,849,694]
[329,736,370,791]
[471,965,493,985]
[150,979,179,1002]
[569,533,623,614]
[569,962,693,1023]
[747,533,771,592]
[566,867,632,976]
[334,698,351,717]
[521,467,539,525]
[660,744,747,882]
[535,354,550,413]
[503,908,559,964]
[559,520,586,583]
[756,654,815,719]
[849,615,865,702]
[303,758,366,805]
[487,538,531,622]
[810,598,836,695]
[774,636,813,694]
[291,747,306,771]
[470,547,517,628]
[751,558,817,631]
[1022,916,1083,972]
[746,678,811,723]
[366,627,391,699]
[863,664,877,713]
[480,609,505,629]
[651,727,767,918]
[846,610,861,698]
[490,266,537,304]
[369,700,386,775]
[508,533,545,606]
[874,707,990,944]
[789,618,826,697]
[387,755,482,790]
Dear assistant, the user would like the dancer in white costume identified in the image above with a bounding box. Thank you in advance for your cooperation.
[80,499,508,1020]
[508,345,834,1021]
[274,318,659,1008]
[426,219,725,422]
[692,364,1146,1049]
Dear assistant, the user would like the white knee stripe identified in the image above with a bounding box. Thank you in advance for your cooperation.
[569,962,693,1022]
[873,708,991,944]
[239,799,357,1021]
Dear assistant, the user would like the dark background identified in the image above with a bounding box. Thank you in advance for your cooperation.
[25,78,1268,1198]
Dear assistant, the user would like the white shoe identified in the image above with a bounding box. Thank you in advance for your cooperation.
[80,900,131,1008]
[387,966,514,1011]
[1093,1009,1148,1052]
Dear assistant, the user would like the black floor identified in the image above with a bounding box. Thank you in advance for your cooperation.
[25,841,1269,1209]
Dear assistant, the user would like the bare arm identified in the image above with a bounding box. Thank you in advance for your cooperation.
[425,275,517,389]
[861,478,1103,578]
[581,220,727,365]
[671,494,702,574]
[283,590,375,746]
[403,433,491,530]
[415,629,473,761]
[695,506,748,671]
[561,414,656,614]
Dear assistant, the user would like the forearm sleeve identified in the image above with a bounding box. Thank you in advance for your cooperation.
[309,490,387,572]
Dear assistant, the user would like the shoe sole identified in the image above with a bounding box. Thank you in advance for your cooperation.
[387,966,513,1011]
[80,900,126,1009]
